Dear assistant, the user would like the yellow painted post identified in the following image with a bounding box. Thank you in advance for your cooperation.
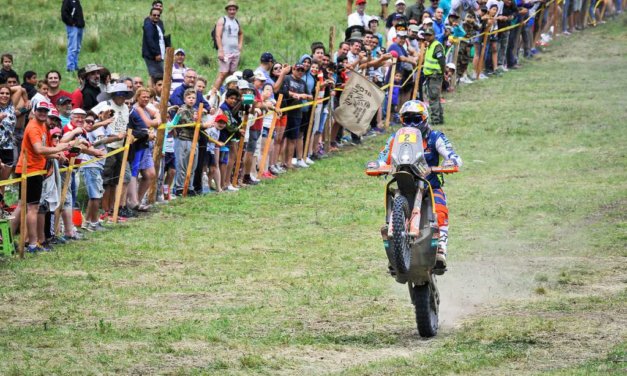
[111,129,133,223]
[384,59,397,129]
[258,94,283,175]
[182,104,204,197]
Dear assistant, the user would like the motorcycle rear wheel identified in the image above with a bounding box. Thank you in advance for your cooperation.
[391,195,411,274]
[412,282,439,337]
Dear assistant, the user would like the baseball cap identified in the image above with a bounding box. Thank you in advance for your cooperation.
[393,13,405,19]
[356,0,367,4]
[409,24,421,33]
[56,96,72,106]
[369,16,379,24]
[174,48,186,55]
[237,79,249,90]
[71,108,87,116]
[253,71,267,81]
[423,27,435,35]
[423,17,433,24]
[242,69,255,81]
[49,127,62,136]
[233,70,243,79]
[35,101,51,112]
[446,63,456,70]
[294,63,305,71]
[224,75,238,85]
[48,108,62,120]
[395,0,406,5]
[260,52,274,63]
[214,114,228,123]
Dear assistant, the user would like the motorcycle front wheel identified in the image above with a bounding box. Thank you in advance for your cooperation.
[391,195,411,274]
[412,282,439,337]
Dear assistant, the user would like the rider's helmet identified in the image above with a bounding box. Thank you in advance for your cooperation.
[399,100,430,136]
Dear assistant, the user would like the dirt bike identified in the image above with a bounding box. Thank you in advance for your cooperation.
[366,127,458,338]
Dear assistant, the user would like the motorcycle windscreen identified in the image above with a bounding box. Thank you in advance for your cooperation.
[391,127,424,167]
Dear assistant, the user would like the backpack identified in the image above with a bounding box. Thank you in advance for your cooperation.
[211,16,240,50]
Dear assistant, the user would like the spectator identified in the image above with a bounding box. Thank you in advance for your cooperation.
[211,1,243,94]
[12,102,70,253]
[426,0,440,16]
[422,27,446,124]
[61,0,85,73]
[280,63,311,170]
[93,83,133,218]
[348,0,372,27]
[133,76,145,92]
[142,7,166,80]
[152,0,164,12]
[170,69,210,109]
[21,71,38,99]
[406,0,426,22]
[387,0,408,29]
[432,7,446,43]
[128,88,159,210]
[81,64,104,111]
[30,81,50,115]
[79,111,111,231]
[255,52,275,85]
[0,54,18,84]
[56,96,73,126]
[46,70,73,108]
[0,85,16,201]
[241,72,268,185]
[171,49,188,93]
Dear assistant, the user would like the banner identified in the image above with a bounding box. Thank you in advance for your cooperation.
[334,71,384,136]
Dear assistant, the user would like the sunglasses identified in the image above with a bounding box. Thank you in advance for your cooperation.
[151,14,161,17]
[403,114,426,124]
[52,135,62,140]
[85,120,95,124]
[273,66,282,70]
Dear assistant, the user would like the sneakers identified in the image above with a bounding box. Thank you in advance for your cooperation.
[242,175,260,186]
[291,158,298,165]
[434,249,447,275]
[459,75,473,84]
[85,222,107,232]
[269,165,281,175]
[260,171,276,179]
[478,73,489,80]
[497,65,508,72]
[305,157,315,165]
[296,159,309,168]
[226,184,239,192]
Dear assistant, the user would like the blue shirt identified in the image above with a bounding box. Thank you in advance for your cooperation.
[169,84,210,109]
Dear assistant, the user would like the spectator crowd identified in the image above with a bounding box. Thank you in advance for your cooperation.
[0,0,623,254]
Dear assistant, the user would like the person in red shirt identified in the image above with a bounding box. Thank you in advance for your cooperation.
[11,101,70,253]
[45,71,72,108]
[242,74,268,185]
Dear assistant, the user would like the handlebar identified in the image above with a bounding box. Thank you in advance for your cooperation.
[366,164,459,176]
[430,166,459,174]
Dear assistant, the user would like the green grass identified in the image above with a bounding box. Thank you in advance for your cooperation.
[1,4,626,375]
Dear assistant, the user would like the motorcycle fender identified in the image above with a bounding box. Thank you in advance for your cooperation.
[392,171,417,198]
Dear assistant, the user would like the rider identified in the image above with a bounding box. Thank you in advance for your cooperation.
[377,100,462,272]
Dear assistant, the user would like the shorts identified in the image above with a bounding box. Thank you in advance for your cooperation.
[219,149,229,165]
[16,173,44,205]
[573,0,583,11]
[0,149,15,167]
[206,152,216,167]
[261,127,274,139]
[245,129,261,153]
[489,35,498,43]
[103,149,131,186]
[284,116,302,141]
[81,167,104,200]
[218,52,240,73]
[38,200,50,214]
[131,147,154,177]
[276,115,287,128]
[164,152,175,170]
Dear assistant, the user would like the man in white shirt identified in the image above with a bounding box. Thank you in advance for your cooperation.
[348,0,371,27]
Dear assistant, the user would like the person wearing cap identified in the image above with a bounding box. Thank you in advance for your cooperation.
[422,27,446,124]
[12,102,72,252]
[240,72,269,185]
[81,64,104,111]
[386,13,408,45]
[211,1,243,96]
[255,52,276,86]
[278,63,311,170]
[142,7,167,79]
[61,0,85,73]
[92,83,133,215]
[171,49,188,94]
[348,0,372,27]
[56,96,73,126]
[386,0,408,28]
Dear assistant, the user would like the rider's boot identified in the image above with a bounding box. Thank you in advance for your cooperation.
[434,249,447,274]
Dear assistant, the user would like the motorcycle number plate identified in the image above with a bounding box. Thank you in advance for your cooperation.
[400,133,418,144]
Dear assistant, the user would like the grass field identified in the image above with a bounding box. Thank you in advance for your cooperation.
[1,3,627,375]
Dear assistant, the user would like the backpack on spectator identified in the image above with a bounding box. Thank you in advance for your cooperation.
[211,16,240,50]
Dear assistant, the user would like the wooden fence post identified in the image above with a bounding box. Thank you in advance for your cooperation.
[54,156,76,236]
[258,94,283,175]
[182,104,204,197]
[111,129,133,223]
[325,26,336,154]
[384,59,397,129]
[148,47,174,204]
[476,21,492,80]
[18,152,27,259]
[303,83,321,160]
[231,113,249,187]
[412,42,426,100]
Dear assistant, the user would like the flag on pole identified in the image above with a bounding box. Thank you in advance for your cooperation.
[334,71,384,136]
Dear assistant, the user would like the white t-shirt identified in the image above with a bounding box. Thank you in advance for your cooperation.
[92,100,129,149]
[348,12,371,27]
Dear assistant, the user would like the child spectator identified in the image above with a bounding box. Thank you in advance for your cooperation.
[207,114,227,192]
[173,89,199,196]
[30,81,50,116]
[218,88,242,191]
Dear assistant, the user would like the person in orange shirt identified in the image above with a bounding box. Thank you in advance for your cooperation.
[11,101,71,253]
